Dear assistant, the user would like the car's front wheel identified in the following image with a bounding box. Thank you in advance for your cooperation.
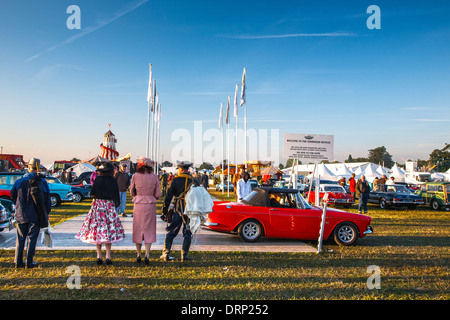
[238,219,263,242]
[333,222,359,246]
[72,192,83,203]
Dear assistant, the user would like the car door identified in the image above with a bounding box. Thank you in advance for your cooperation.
[268,193,322,239]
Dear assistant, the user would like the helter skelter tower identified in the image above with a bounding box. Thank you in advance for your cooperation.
[100,124,119,160]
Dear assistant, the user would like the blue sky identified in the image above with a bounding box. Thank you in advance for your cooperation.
[1,0,449,166]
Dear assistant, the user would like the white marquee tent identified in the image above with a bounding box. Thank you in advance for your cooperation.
[390,163,406,183]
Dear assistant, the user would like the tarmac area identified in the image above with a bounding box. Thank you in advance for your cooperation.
[0,213,317,253]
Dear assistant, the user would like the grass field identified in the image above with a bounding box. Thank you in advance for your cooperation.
[0,189,448,300]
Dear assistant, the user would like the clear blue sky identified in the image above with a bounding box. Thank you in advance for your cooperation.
[1,0,449,167]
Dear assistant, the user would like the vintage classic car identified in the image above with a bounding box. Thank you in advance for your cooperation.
[0,198,15,232]
[0,172,73,207]
[204,187,373,246]
[415,182,450,211]
[304,184,354,208]
[368,184,424,209]
[215,182,234,192]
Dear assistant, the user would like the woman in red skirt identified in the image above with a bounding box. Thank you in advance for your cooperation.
[76,162,125,265]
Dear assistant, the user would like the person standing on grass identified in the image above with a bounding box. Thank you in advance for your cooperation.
[115,163,130,217]
[76,162,125,265]
[11,158,51,268]
[130,158,161,264]
[160,161,196,262]
[348,173,356,201]
[356,175,371,214]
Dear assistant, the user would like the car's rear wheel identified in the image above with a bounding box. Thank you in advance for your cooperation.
[380,198,389,209]
[431,200,440,211]
[50,194,61,207]
[333,222,359,246]
[238,219,263,242]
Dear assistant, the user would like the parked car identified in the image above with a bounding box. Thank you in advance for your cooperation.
[368,184,424,209]
[305,184,354,208]
[70,171,94,185]
[71,184,92,203]
[43,177,74,206]
[215,182,234,192]
[0,198,15,232]
[249,179,260,190]
[204,187,373,246]
[274,180,307,193]
[415,182,450,211]
[1,172,74,207]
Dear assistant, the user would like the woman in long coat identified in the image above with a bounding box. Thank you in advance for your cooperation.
[130,158,161,264]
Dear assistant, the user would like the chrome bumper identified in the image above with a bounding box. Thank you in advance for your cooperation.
[363,226,373,235]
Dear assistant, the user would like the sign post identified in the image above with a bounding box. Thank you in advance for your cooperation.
[317,192,329,253]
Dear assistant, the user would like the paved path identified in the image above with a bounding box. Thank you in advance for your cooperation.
[0,197,316,253]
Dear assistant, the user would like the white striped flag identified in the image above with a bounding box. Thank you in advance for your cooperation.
[219,102,223,128]
[240,67,246,106]
[147,64,153,108]
[233,83,238,117]
[226,96,230,124]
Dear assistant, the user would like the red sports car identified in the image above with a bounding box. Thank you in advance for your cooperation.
[305,184,354,208]
[204,187,372,246]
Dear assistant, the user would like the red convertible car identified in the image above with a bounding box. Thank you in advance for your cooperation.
[204,187,372,246]
[305,184,354,208]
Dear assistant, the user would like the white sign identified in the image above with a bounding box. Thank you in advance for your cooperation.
[283,133,334,162]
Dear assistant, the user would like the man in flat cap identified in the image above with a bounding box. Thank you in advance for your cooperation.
[160,161,197,261]
[11,158,51,268]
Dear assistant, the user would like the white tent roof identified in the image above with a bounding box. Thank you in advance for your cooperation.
[307,163,339,181]
[334,164,354,178]
[376,165,390,177]
[390,163,406,183]
[69,163,96,177]
[362,163,381,182]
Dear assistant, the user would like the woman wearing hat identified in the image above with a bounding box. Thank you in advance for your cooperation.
[130,157,161,264]
[76,162,125,265]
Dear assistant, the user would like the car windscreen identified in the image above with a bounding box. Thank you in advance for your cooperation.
[323,186,345,193]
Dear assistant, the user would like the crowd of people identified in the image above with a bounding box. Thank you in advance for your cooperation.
[11,156,257,268]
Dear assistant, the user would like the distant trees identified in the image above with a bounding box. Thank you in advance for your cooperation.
[346,145,394,167]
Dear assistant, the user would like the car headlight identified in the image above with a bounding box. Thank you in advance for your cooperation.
[0,207,6,220]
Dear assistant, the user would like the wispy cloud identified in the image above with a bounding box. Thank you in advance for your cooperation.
[26,0,149,62]
[219,32,357,40]
[412,118,450,122]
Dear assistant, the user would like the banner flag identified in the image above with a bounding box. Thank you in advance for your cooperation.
[240,67,246,106]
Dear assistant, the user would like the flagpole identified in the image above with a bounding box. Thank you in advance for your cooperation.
[151,79,156,159]
[227,96,230,197]
[152,91,158,160]
[146,64,152,158]
[234,83,239,171]
[146,100,151,158]
[240,68,247,170]
[156,103,161,174]
[219,102,224,194]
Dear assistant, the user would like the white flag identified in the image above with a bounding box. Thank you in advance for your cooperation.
[219,103,223,128]
[226,96,230,124]
[240,67,246,106]
[147,64,152,104]
[233,83,238,117]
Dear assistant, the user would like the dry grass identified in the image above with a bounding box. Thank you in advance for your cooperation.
[0,190,448,300]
